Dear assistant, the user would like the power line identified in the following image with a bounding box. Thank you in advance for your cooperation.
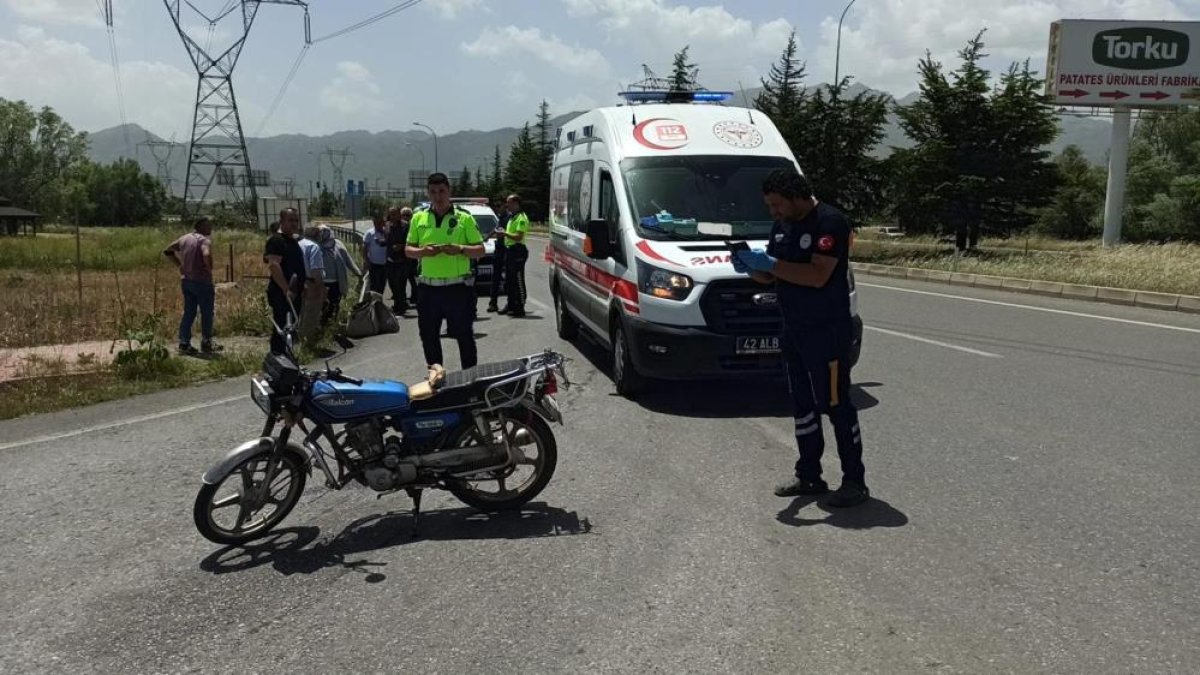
[252,0,427,136]
[101,0,131,156]
[253,43,310,138]
[311,0,425,44]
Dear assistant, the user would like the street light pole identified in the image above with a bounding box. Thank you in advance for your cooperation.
[834,0,858,87]
[406,142,426,172]
[413,121,438,173]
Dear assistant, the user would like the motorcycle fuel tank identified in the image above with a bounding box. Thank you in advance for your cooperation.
[308,379,410,422]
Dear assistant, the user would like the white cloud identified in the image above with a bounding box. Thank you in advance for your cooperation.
[320,61,386,115]
[428,0,487,20]
[813,0,1194,95]
[3,0,104,27]
[0,25,194,138]
[561,0,794,89]
[462,25,612,78]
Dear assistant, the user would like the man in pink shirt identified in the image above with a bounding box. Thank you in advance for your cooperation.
[163,216,222,355]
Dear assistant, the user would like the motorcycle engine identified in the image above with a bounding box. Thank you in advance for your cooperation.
[344,419,416,491]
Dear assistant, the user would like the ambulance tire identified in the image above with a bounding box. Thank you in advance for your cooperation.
[611,320,644,398]
[553,288,579,341]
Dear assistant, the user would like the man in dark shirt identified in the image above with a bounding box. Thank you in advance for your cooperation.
[263,208,306,355]
[735,169,869,508]
[385,207,410,315]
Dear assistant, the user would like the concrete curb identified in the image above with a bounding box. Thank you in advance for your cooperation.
[850,262,1200,314]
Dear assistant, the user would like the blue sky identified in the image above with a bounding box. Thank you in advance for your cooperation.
[1,0,1197,140]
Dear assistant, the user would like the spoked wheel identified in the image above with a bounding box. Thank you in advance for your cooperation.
[447,410,558,511]
[193,451,307,546]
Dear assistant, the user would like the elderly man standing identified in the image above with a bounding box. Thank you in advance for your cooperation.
[362,213,390,295]
[297,225,328,342]
[163,215,221,355]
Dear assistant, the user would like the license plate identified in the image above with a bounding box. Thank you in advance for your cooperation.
[736,336,780,355]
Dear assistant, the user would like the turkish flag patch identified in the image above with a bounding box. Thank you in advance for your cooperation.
[817,234,835,252]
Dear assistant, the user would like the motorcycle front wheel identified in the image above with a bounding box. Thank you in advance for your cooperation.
[193,450,307,545]
[447,410,557,511]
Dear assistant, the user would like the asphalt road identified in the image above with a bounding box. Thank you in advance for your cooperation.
[2,239,1198,674]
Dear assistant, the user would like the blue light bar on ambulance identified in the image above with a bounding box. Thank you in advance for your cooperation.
[618,90,734,104]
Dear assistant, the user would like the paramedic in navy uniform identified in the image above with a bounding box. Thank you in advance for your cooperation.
[734,168,870,508]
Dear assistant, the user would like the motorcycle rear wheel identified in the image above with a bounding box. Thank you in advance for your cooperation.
[447,410,557,511]
[193,450,306,546]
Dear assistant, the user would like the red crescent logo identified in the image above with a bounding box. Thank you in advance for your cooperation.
[633,118,688,150]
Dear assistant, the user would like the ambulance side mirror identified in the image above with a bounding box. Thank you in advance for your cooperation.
[584,219,613,260]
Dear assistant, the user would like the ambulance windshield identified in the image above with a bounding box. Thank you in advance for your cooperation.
[621,155,793,240]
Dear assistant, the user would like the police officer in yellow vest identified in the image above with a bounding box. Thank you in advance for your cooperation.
[405,172,485,369]
[499,193,530,317]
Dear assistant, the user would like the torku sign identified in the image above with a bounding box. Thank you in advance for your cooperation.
[1047,20,1200,107]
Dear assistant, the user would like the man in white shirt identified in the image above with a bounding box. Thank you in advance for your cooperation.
[361,214,390,295]
[298,224,328,341]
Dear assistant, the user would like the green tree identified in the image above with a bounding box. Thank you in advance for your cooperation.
[1036,146,1105,239]
[798,81,890,219]
[530,100,555,220]
[1118,108,1200,241]
[504,123,538,203]
[754,31,806,144]
[0,98,89,219]
[77,158,167,227]
[669,45,699,92]
[891,32,1058,249]
[490,144,504,198]
[310,188,337,218]
[456,166,474,196]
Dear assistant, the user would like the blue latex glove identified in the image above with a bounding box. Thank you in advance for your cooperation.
[737,248,777,273]
[730,252,749,274]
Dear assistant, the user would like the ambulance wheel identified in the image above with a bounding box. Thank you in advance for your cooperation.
[554,289,579,341]
[611,321,644,398]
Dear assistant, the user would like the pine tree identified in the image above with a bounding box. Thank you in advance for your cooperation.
[796,81,890,219]
[505,123,538,202]
[457,166,474,196]
[475,164,488,197]
[531,100,554,220]
[669,46,698,92]
[755,31,806,143]
[490,144,503,199]
[1036,146,1104,239]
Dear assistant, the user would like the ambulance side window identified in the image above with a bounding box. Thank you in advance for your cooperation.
[598,170,625,265]
[566,161,594,232]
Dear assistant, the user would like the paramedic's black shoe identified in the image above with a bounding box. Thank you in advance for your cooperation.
[178,343,199,356]
[826,482,870,508]
[200,340,224,354]
[774,478,829,498]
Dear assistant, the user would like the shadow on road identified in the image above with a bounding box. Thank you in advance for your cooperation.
[775,495,909,530]
[199,503,592,582]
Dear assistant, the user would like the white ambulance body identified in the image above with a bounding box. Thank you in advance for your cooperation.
[546,93,862,395]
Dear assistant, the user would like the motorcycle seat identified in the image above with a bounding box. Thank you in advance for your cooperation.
[409,359,527,411]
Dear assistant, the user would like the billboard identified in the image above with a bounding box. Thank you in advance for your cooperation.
[1047,20,1200,107]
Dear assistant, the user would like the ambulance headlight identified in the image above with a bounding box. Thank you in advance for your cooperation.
[637,260,693,301]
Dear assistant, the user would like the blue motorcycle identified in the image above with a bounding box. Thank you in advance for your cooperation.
[193,321,568,546]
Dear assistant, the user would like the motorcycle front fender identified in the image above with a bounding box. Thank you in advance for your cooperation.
[201,437,310,485]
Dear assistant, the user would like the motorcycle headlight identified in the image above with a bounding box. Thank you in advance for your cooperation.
[637,260,693,301]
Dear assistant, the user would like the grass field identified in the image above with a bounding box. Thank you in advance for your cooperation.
[1,226,272,349]
[852,233,1200,296]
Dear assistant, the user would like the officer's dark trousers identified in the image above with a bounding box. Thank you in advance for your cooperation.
[783,319,865,486]
[416,283,477,369]
[504,244,528,313]
[489,243,507,305]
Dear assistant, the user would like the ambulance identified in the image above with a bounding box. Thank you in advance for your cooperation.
[546,91,863,396]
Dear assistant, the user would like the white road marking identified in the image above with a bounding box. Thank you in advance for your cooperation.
[865,326,1003,358]
[0,395,244,452]
[859,282,1200,335]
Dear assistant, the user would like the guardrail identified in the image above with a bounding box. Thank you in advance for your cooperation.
[327,224,363,247]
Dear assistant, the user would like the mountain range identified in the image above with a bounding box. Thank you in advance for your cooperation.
[87,83,1113,197]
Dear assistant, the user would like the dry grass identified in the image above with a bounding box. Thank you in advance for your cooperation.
[1,227,275,349]
[852,239,1200,296]
[0,348,264,421]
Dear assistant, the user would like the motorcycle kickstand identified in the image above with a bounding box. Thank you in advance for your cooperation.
[405,487,423,539]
